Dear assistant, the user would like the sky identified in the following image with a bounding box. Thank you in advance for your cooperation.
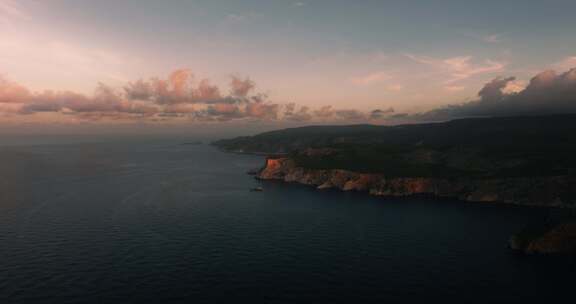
[1,0,576,131]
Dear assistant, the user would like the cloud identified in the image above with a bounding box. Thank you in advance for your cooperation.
[444,85,466,92]
[370,107,395,119]
[284,103,313,121]
[0,70,286,123]
[122,72,248,105]
[222,12,261,26]
[205,103,242,120]
[169,69,192,97]
[334,109,367,121]
[196,79,222,102]
[483,34,503,43]
[416,67,576,120]
[444,56,506,83]
[123,79,154,100]
[552,56,576,72]
[405,54,506,84]
[5,63,575,126]
[5,70,402,124]
[0,76,30,103]
[229,75,255,97]
[477,76,516,102]
[501,79,526,94]
[246,103,279,120]
[284,105,379,122]
[313,105,334,118]
[350,71,391,86]
[225,14,247,23]
[12,63,573,126]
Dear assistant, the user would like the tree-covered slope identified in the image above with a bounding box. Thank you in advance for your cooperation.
[213,115,576,178]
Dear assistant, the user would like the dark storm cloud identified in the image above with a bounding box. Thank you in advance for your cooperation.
[478,76,516,102]
[370,107,395,119]
[417,68,576,120]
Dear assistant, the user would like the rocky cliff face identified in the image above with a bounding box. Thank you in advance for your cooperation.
[258,157,576,207]
[510,223,576,254]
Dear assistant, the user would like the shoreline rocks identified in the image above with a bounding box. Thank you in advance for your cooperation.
[256,157,576,208]
[510,222,576,255]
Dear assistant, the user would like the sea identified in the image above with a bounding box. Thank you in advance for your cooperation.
[0,136,573,303]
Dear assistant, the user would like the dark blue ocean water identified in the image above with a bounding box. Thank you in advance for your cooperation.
[0,139,573,303]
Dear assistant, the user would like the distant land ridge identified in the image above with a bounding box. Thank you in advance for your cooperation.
[214,114,576,207]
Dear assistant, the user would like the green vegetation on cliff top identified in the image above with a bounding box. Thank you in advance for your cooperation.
[213,114,576,178]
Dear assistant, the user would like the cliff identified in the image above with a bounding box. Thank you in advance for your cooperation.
[510,222,576,254]
[257,157,576,207]
[223,116,576,254]
[214,115,576,179]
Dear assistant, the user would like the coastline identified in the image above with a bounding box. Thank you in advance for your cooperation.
[214,146,576,255]
[253,156,576,254]
[254,156,576,209]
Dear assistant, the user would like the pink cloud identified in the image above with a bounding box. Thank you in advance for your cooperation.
[405,54,506,84]
[552,56,576,72]
[350,71,391,86]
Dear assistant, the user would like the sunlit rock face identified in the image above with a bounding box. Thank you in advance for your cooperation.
[257,157,576,207]
[258,157,295,180]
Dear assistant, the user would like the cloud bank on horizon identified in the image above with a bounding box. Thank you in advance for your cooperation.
[415,68,576,121]
[0,69,393,124]
[1,66,576,125]
[2,1,576,127]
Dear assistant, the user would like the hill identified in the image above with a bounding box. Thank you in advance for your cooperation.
[214,114,576,178]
